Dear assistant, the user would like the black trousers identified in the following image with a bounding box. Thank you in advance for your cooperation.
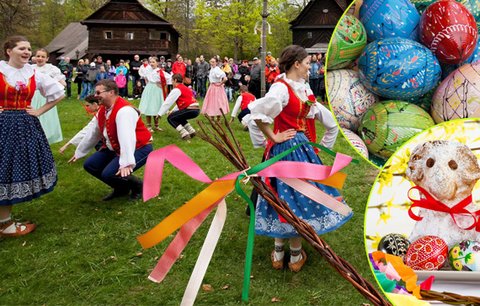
[167,108,200,128]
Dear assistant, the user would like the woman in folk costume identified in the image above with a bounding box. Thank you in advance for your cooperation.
[138,57,166,132]
[200,57,229,120]
[31,48,65,144]
[0,36,65,237]
[249,45,352,272]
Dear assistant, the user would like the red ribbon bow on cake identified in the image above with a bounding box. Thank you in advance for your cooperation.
[408,186,480,232]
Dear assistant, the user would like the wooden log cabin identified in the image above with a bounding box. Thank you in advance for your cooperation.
[80,0,180,63]
[290,0,353,55]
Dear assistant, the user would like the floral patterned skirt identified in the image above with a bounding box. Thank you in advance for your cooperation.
[254,132,353,238]
[0,110,57,205]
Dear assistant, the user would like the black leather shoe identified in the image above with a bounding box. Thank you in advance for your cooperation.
[127,176,143,200]
[102,189,130,201]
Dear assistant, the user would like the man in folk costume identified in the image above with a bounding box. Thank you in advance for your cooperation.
[157,73,199,140]
[69,79,153,201]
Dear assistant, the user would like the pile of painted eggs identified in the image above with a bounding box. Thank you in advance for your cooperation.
[378,233,480,271]
[326,0,480,165]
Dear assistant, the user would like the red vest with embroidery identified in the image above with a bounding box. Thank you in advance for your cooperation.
[240,92,256,111]
[96,97,151,154]
[272,79,313,133]
[0,72,36,109]
[175,83,196,110]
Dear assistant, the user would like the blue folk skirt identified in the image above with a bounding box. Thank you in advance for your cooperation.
[0,111,57,205]
[254,132,353,238]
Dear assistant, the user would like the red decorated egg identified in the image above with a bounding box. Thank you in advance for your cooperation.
[405,235,448,270]
[419,0,478,64]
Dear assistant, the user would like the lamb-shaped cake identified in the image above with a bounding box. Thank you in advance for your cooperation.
[406,140,480,248]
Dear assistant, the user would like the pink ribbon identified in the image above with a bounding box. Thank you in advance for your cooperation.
[140,144,353,301]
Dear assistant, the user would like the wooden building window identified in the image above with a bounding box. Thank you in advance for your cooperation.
[104,31,113,40]
[125,32,134,40]
[149,30,170,41]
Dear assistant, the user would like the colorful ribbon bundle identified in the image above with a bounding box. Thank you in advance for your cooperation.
[370,251,434,305]
[137,143,355,305]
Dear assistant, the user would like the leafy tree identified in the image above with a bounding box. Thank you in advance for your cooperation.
[0,0,36,44]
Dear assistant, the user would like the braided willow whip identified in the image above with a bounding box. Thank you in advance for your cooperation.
[198,114,480,306]
[197,114,391,306]
[420,290,480,305]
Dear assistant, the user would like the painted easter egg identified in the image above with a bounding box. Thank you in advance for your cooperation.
[449,240,480,271]
[327,69,379,131]
[441,36,480,79]
[419,0,478,65]
[378,233,411,258]
[405,235,448,270]
[431,61,480,123]
[412,0,480,28]
[358,38,441,100]
[328,14,367,70]
[342,129,369,159]
[358,100,434,158]
[360,0,420,42]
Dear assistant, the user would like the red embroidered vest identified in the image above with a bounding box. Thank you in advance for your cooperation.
[175,83,196,110]
[272,79,313,133]
[0,72,36,109]
[240,92,256,111]
[97,97,151,154]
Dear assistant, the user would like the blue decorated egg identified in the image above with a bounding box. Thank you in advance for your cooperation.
[360,0,420,42]
[449,240,480,271]
[327,69,379,131]
[358,37,441,100]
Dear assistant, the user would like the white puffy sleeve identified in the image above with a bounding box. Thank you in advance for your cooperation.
[47,64,66,82]
[35,71,65,102]
[248,82,289,124]
[313,102,338,149]
[146,69,160,83]
[116,107,139,168]
[214,67,226,80]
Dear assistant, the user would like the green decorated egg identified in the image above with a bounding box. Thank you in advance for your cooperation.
[358,101,434,158]
[327,14,367,70]
[449,240,480,271]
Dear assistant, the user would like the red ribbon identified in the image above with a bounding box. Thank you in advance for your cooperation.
[407,186,480,231]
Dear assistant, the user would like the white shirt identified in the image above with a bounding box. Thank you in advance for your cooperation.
[67,117,97,146]
[208,66,226,83]
[74,104,140,168]
[158,87,200,117]
[312,102,339,149]
[249,73,338,149]
[32,63,65,82]
[0,61,64,102]
[145,67,160,83]
[158,88,181,116]
[139,64,151,78]
[231,94,248,118]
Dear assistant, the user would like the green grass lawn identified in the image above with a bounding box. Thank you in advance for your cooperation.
[0,88,382,305]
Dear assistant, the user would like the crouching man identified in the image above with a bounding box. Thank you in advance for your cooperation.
[69,79,153,201]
